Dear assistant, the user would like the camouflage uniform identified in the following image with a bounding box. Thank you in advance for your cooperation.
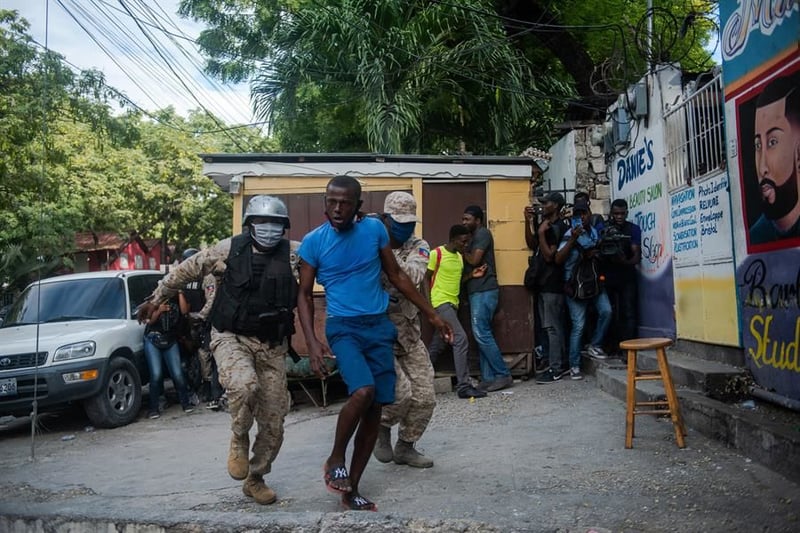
[150,237,299,477]
[381,235,436,443]
[196,273,216,383]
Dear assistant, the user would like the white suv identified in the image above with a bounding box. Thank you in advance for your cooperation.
[0,270,162,428]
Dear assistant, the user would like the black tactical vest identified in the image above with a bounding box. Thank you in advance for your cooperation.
[210,233,298,344]
[182,280,205,313]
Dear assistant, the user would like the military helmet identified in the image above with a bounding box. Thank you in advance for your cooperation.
[243,195,290,228]
[181,248,199,261]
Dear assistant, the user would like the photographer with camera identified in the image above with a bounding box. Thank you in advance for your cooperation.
[555,199,612,380]
[599,199,642,357]
[524,193,571,383]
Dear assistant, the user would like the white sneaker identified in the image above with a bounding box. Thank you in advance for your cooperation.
[587,346,608,360]
[570,367,584,380]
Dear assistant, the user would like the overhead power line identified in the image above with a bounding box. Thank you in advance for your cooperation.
[114,0,248,150]
[50,0,254,129]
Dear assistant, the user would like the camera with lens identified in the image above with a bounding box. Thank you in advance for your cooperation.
[598,226,631,256]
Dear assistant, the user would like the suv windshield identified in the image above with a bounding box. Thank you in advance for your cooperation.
[1,277,126,327]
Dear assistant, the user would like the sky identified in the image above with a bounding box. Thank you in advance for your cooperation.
[5,0,255,126]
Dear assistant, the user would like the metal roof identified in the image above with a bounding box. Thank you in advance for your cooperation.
[199,152,539,166]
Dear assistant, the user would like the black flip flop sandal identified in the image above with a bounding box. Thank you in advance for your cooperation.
[323,462,351,495]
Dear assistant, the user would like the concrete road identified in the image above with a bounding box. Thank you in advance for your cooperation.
[1,376,798,532]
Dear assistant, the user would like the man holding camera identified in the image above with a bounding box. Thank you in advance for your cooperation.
[525,192,570,383]
[555,198,612,380]
[600,198,642,356]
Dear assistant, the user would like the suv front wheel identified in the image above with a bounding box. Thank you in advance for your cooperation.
[83,357,142,428]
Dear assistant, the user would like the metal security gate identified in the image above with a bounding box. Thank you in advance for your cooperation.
[663,72,739,346]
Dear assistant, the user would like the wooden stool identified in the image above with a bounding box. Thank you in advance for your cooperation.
[620,337,687,449]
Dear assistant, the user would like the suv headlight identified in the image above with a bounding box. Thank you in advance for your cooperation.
[53,341,96,361]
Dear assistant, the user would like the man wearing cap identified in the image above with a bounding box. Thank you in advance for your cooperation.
[525,192,571,384]
[137,195,298,506]
[372,191,437,468]
[555,198,612,380]
[462,204,513,392]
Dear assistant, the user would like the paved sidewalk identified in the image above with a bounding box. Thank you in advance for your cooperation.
[1,376,798,532]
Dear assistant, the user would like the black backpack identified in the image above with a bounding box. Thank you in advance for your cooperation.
[565,248,601,300]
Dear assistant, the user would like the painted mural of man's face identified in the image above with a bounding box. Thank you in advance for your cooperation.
[753,90,800,224]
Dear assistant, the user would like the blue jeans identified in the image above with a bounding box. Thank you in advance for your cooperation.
[565,290,612,368]
[538,292,566,373]
[468,289,510,382]
[144,337,191,412]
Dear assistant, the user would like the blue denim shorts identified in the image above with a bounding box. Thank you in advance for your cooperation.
[325,313,397,404]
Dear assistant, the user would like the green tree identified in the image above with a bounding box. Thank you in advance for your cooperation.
[182,0,572,154]
[180,0,715,152]
[501,0,718,100]
[0,11,271,292]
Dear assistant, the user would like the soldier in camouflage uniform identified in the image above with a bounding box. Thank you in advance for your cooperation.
[138,196,298,506]
[196,272,224,409]
[373,192,436,468]
[179,249,223,408]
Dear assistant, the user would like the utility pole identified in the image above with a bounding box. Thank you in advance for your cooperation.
[647,0,654,72]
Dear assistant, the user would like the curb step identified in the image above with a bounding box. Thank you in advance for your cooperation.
[636,349,748,400]
[588,359,800,484]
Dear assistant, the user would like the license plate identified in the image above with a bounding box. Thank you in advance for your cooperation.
[0,377,17,396]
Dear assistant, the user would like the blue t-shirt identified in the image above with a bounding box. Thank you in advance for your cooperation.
[298,217,390,317]
[750,214,800,246]
[558,220,604,280]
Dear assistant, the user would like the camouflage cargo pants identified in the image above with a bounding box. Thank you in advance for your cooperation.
[210,328,289,477]
[381,313,436,443]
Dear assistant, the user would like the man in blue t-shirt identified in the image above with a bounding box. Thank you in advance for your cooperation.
[555,198,612,380]
[297,175,451,512]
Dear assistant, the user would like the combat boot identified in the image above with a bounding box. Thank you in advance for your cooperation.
[373,425,394,463]
[393,439,434,468]
[227,433,250,480]
[242,474,277,505]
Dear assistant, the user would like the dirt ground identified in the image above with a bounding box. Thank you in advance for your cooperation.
[1,376,798,532]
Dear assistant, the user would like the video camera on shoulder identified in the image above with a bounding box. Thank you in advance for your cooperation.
[598,226,631,256]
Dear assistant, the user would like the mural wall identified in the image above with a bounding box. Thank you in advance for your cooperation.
[721,0,800,400]
[608,67,680,339]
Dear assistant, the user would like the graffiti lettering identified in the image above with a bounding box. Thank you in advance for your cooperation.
[646,183,663,202]
[701,224,718,236]
[617,137,655,190]
[722,0,799,60]
[671,188,695,205]
[698,177,728,196]
[699,196,719,210]
[634,211,656,232]
[629,189,646,209]
[641,235,665,268]
[748,315,800,372]
[740,259,800,309]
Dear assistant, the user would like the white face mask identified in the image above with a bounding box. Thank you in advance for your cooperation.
[250,222,284,249]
